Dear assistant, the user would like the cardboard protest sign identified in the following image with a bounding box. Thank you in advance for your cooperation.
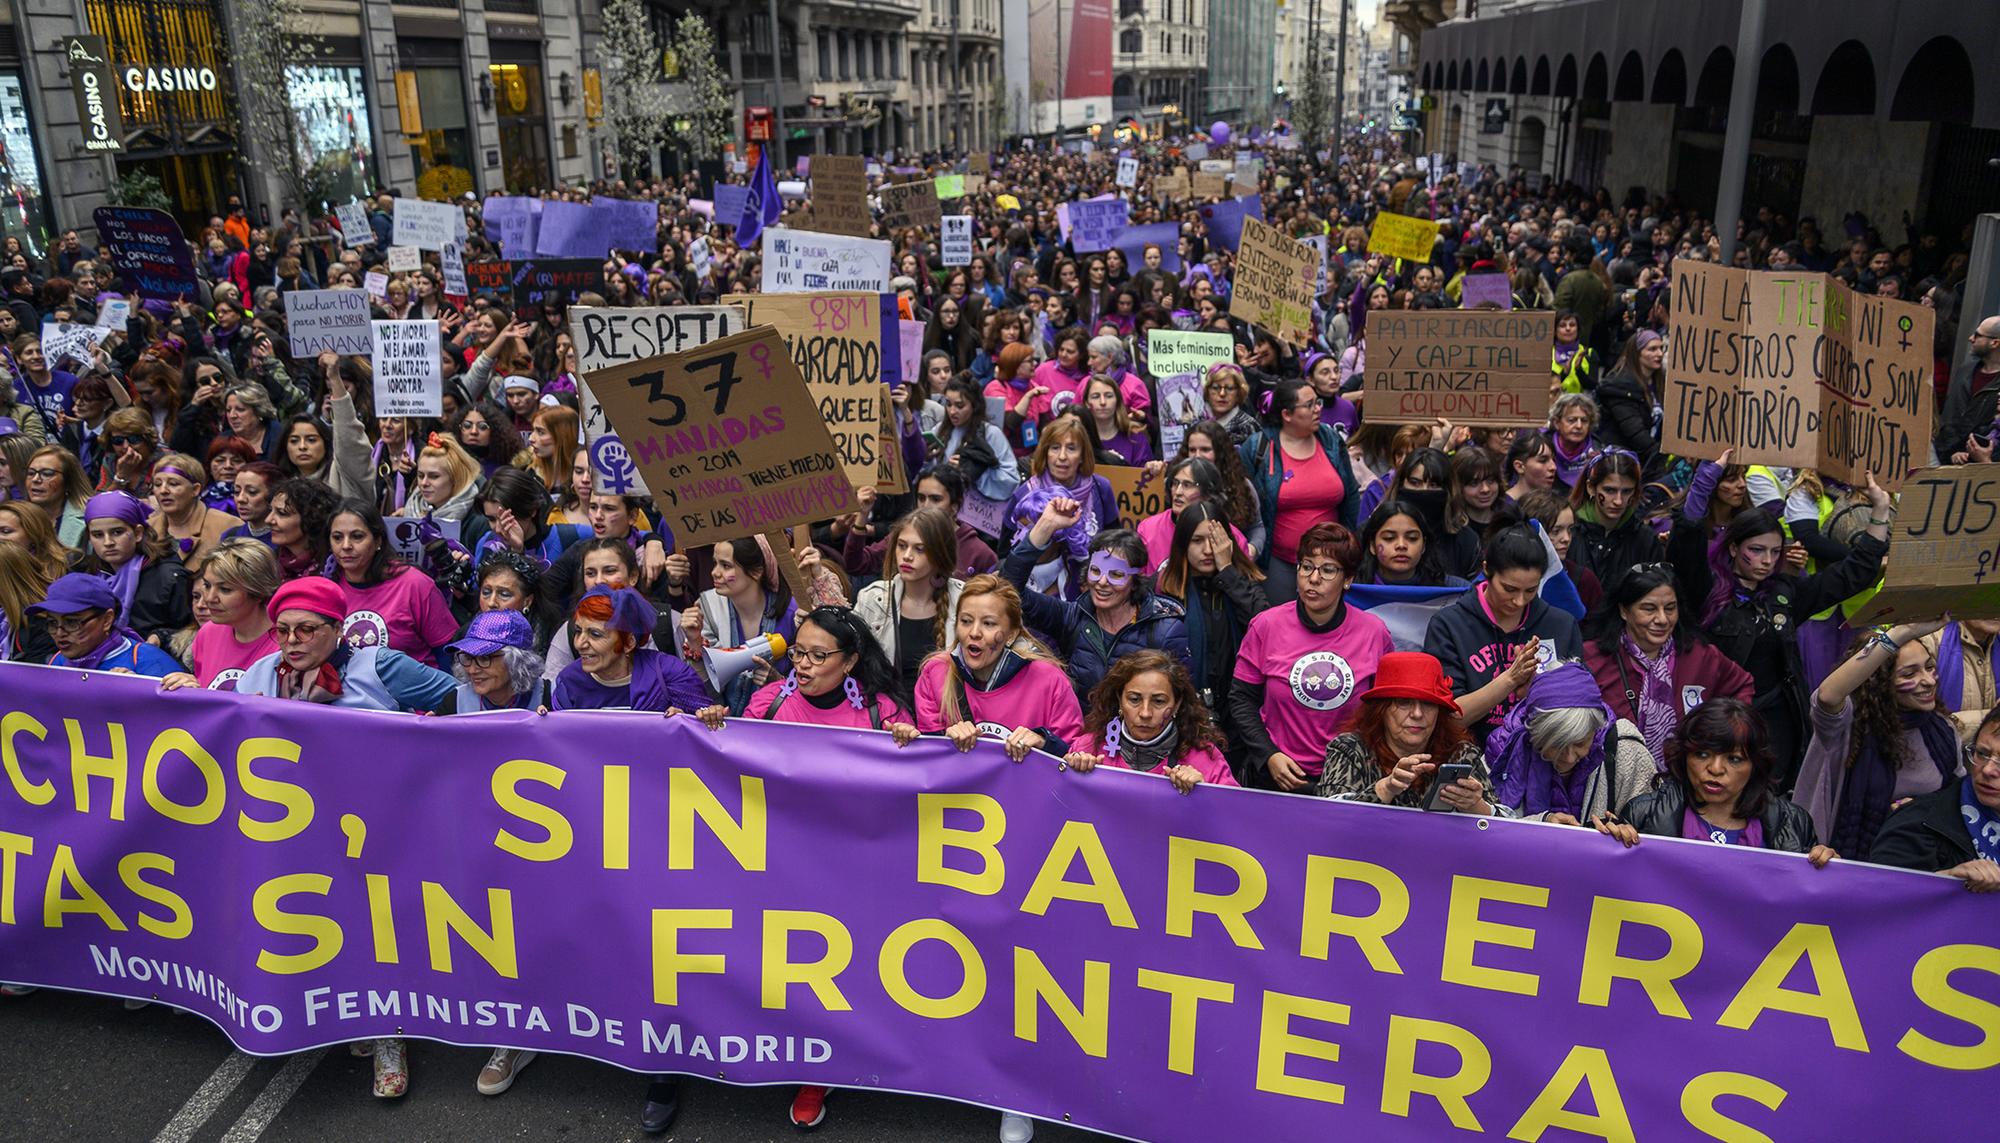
[1154,170,1190,198]
[386,245,420,272]
[368,320,442,416]
[510,259,605,321]
[1198,159,1231,174]
[282,289,373,356]
[875,384,908,495]
[1229,217,1316,342]
[878,180,942,229]
[1147,330,1235,377]
[573,306,745,499]
[1100,464,1165,523]
[587,325,855,543]
[1848,464,2000,624]
[1666,261,1934,489]
[1462,272,1514,309]
[761,227,893,293]
[1367,213,1441,263]
[940,215,974,267]
[391,198,461,250]
[92,206,197,296]
[482,196,542,258]
[440,242,467,300]
[1363,310,1555,427]
[334,200,374,246]
[1191,172,1229,199]
[1116,156,1139,187]
[808,156,872,237]
[1067,199,1130,254]
[38,321,112,370]
[723,291,897,493]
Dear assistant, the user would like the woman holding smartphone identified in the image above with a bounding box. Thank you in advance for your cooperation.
[1315,652,1501,814]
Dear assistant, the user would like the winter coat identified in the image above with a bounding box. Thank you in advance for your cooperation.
[1868,782,1980,875]
[1238,423,1361,569]
[1620,779,1819,854]
[1001,535,1191,698]
[1423,586,1584,742]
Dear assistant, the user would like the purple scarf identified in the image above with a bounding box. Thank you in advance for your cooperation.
[1621,634,1678,762]
[1014,473,1102,562]
[1550,434,1598,488]
[85,491,153,620]
[66,629,137,671]
[1489,664,1614,816]
[1936,623,2000,713]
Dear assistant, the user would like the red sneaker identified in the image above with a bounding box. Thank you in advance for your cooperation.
[789,1085,829,1130]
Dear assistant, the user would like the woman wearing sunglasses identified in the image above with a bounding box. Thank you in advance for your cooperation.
[1000,497,1188,700]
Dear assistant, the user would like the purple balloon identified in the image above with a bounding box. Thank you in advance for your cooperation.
[1210,121,1231,146]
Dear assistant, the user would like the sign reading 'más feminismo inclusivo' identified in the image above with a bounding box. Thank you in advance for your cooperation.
[1364,310,1555,427]
[1666,260,1934,490]
[0,668,1992,1143]
[588,324,853,541]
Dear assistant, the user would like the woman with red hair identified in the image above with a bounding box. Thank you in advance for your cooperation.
[551,584,710,712]
[1315,651,1500,814]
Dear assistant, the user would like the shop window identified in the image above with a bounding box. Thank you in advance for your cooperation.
[285,65,374,205]
[409,65,474,200]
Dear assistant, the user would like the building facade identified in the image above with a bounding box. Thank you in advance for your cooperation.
[1113,0,1204,134]
[1204,0,1274,124]
[1416,0,1999,239]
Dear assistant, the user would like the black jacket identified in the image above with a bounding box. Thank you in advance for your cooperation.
[1423,587,1583,742]
[1869,782,1977,874]
[1594,369,1658,468]
[1933,356,2000,464]
[1572,508,1664,590]
[1001,536,1191,699]
[126,556,195,644]
[1621,780,1819,854]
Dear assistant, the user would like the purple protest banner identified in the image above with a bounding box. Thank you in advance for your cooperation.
[0,664,1992,1143]
[1462,271,1515,310]
[713,184,750,230]
[1197,196,1264,253]
[92,206,198,296]
[533,200,599,258]
[481,196,542,259]
[597,198,661,253]
[1112,221,1183,273]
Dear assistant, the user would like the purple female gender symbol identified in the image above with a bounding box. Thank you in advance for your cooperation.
[590,435,639,495]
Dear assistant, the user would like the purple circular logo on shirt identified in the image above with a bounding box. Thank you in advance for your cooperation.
[342,610,389,650]
[1288,652,1356,711]
[207,669,244,691]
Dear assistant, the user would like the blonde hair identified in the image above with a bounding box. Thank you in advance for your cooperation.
[416,433,482,506]
[0,540,55,638]
[150,451,207,485]
[199,538,282,604]
[1029,416,1096,481]
[920,574,1061,726]
[0,501,69,581]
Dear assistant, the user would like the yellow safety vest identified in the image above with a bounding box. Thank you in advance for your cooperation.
[1553,347,1592,394]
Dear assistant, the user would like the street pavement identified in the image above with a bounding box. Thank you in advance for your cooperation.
[1,990,1108,1142]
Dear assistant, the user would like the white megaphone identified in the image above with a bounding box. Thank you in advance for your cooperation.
[704,633,788,689]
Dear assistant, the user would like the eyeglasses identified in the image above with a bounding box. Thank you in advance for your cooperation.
[1298,562,1347,581]
[24,467,61,481]
[274,620,332,643]
[1965,743,2000,773]
[793,647,843,665]
[1289,397,1325,412]
[107,435,145,448]
[46,613,105,635]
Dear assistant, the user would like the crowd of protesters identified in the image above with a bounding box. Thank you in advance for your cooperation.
[1,125,1997,1139]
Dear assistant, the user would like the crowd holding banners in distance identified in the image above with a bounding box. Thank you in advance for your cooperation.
[1666,260,1935,490]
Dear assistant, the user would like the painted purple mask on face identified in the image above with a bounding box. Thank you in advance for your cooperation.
[1086,551,1137,589]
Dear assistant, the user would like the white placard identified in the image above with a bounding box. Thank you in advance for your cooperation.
[760,226,893,294]
[386,516,459,571]
[369,320,442,416]
[1184,141,1209,161]
[940,215,973,267]
[363,271,388,300]
[441,242,467,297]
[283,289,374,356]
[571,305,746,499]
[1116,156,1139,188]
[1199,159,1230,174]
[1302,233,1330,295]
[689,236,712,277]
[391,198,462,251]
[39,321,112,370]
[335,200,374,246]
[386,245,420,272]
[94,296,130,329]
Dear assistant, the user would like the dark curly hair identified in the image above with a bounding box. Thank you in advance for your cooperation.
[270,477,340,567]
[1842,627,1940,779]
[1081,650,1225,760]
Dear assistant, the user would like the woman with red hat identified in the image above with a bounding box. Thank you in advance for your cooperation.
[223,574,456,1099]
[1315,651,1500,814]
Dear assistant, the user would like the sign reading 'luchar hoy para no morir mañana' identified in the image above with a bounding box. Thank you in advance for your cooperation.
[1363,310,1555,427]
[0,669,1994,1143]
[1666,260,1934,490]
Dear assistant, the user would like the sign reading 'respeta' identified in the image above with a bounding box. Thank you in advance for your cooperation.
[63,36,122,154]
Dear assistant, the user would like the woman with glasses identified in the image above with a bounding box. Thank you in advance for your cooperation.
[1201,363,1260,445]
[1134,458,1249,574]
[1871,705,2000,892]
[1313,651,1498,814]
[1229,523,1393,791]
[21,444,89,546]
[229,577,456,1098]
[34,573,183,676]
[97,407,161,493]
[1241,378,1361,605]
[1795,620,1961,864]
[454,401,532,478]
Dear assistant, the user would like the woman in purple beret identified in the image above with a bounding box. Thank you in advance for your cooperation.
[550,585,710,713]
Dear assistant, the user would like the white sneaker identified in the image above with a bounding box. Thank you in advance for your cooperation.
[477,1048,537,1095]
[999,1112,1035,1142]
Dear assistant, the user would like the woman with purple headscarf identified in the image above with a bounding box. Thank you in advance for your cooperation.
[1488,662,1658,826]
[80,490,192,644]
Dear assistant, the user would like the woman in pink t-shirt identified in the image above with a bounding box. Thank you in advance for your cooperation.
[162,538,282,691]
[915,575,1083,758]
[1229,522,1394,792]
[327,499,460,663]
[1065,650,1239,790]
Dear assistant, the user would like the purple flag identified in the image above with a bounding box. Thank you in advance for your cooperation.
[0,665,1990,1143]
[735,152,783,249]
